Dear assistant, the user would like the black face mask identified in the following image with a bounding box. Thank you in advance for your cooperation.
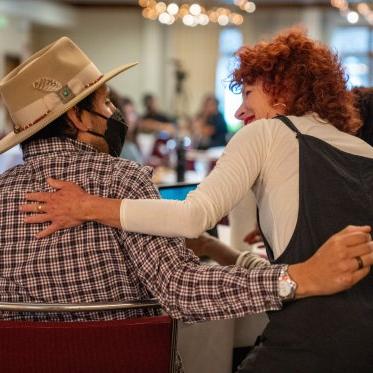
[86,109,128,157]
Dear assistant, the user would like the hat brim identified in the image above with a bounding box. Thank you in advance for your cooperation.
[0,62,138,154]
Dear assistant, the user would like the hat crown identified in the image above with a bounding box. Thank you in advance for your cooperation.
[0,37,102,132]
[0,36,137,155]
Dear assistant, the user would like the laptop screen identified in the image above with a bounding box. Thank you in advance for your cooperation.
[158,182,198,200]
[158,181,218,238]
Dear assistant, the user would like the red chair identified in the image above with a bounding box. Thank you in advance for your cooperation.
[0,300,178,373]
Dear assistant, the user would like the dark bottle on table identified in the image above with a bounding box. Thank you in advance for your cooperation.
[176,138,186,182]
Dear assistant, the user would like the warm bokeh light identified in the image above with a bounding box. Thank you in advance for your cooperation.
[140,0,254,27]
[167,3,179,16]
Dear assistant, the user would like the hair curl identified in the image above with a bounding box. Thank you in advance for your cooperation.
[230,28,361,134]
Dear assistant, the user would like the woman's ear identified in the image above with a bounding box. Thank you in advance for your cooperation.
[66,107,89,132]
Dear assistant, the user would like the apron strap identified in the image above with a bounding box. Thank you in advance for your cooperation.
[256,207,275,262]
[275,115,302,137]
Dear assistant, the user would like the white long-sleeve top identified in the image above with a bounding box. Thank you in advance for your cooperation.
[121,113,373,259]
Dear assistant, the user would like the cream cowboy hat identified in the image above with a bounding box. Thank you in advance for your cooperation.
[0,36,138,154]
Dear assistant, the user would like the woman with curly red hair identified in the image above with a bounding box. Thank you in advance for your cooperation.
[24,29,373,371]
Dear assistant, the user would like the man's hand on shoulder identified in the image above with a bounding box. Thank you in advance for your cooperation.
[288,225,373,298]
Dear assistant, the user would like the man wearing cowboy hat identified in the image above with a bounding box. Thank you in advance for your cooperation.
[0,36,372,353]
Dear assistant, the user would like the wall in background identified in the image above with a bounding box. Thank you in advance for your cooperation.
[0,1,355,129]
[0,16,31,134]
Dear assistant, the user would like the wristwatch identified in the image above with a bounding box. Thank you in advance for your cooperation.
[278,265,297,302]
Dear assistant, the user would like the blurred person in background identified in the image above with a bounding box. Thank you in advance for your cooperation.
[109,89,143,164]
[119,97,143,164]
[141,93,175,135]
[140,93,177,169]
[0,144,23,174]
[193,94,228,149]
[32,28,373,373]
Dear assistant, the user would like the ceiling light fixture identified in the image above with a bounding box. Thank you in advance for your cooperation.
[331,0,373,24]
[139,0,254,27]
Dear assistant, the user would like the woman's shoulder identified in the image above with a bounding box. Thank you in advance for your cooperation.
[281,113,373,158]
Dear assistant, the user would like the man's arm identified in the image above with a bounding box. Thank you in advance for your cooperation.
[113,165,284,322]
[114,167,373,320]
[22,178,373,309]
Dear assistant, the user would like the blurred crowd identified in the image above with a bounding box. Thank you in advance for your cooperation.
[102,90,229,183]
[2,86,373,184]
[0,90,229,181]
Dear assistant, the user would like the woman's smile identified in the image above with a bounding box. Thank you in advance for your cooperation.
[244,115,256,125]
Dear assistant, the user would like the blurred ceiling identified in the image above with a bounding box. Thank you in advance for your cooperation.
[58,0,333,7]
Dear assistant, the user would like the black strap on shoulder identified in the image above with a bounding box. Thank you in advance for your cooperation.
[275,115,302,137]
[256,207,274,262]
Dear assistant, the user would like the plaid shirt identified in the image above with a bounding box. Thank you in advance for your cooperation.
[0,137,284,323]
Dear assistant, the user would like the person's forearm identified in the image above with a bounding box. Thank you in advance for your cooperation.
[83,195,122,229]
[288,263,314,299]
[204,238,240,265]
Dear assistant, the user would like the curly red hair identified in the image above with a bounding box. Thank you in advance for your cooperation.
[230,28,361,134]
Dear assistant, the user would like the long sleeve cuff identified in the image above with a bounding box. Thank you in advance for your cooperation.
[236,250,270,269]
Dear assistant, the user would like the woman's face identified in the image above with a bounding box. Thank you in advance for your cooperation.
[234,81,281,125]
[123,103,138,126]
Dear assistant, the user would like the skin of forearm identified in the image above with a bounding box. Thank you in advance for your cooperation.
[205,239,240,266]
[288,262,313,299]
[83,195,122,229]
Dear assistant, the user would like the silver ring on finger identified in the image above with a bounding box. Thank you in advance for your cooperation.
[355,256,364,270]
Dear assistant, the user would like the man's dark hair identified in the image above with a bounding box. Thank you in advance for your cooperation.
[22,91,97,147]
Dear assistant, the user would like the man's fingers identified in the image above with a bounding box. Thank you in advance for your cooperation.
[346,241,373,259]
[358,251,373,268]
[35,224,60,239]
[338,231,372,247]
[25,192,51,202]
[340,250,373,273]
[350,267,371,287]
[24,214,51,224]
[340,225,371,234]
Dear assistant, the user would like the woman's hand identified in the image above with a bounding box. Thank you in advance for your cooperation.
[20,178,92,238]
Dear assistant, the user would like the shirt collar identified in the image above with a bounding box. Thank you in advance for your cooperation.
[304,112,329,124]
[22,137,99,161]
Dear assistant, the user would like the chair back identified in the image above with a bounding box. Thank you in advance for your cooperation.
[0,300,177,373]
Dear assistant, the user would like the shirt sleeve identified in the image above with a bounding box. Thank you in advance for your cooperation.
[111,162,283,322]
[120,119,273,238]
[236,251,270,269]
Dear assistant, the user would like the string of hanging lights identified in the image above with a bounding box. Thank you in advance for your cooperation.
[139,0,256,27]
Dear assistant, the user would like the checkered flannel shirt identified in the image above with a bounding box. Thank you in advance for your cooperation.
[0,137,284,323]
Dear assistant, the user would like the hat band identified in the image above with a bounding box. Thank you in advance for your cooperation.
[12,63,103,134]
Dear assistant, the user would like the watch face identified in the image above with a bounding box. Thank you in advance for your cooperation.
[279,280,291,298]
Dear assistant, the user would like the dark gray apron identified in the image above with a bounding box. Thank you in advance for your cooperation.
[237,116,373,373]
